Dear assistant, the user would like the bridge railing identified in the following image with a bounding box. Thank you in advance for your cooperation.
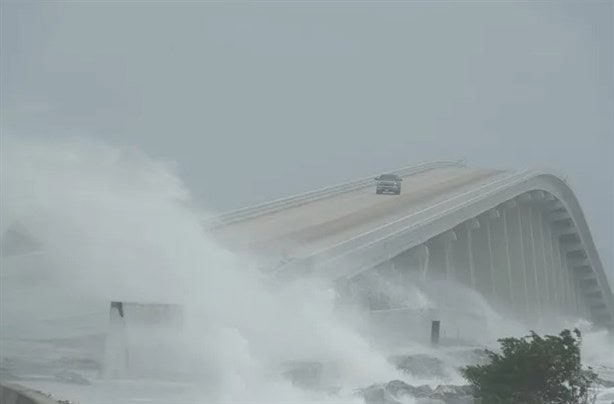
[203,160,465,228]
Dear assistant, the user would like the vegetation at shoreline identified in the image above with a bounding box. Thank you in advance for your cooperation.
[462,329,598,404]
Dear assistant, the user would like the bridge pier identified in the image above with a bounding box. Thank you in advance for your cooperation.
[548,203,588,318]
[533,207,553,315]
[550,219,571,316]
[485,210,499,301]
[568,253,596,321]
[452,220,479,289]
[559,244,578,316]
[451,226,469,286]
[390,248,417,277]
[490,206,515,309]
[505,201,530,318]
[531,193,557,318]
[543,218,561,312]
[426,236,448,280]
[442,231,457,281]
[567,253,580,316]
[417,245,430,281]
[565,245,585,317]
[519,200,542,324]
[473,214,496,302]
[424,231,457,282]
[551,230,572,316]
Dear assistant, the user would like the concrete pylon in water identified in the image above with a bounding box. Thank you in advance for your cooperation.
[102,301,186,380]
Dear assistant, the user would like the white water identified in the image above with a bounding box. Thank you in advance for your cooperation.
[1,136,612,403]
[1,136,398,403]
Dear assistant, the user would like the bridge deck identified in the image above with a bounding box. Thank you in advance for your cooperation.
[211,166,502,262]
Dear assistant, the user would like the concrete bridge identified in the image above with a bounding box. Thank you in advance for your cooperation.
[208,161,614,335]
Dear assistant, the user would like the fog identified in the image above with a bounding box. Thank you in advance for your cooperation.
[0,137,403,401]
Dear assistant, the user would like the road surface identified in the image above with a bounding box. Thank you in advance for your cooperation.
[211,166,501,262]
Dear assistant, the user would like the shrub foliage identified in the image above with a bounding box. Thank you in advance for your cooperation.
[461,329,597,404]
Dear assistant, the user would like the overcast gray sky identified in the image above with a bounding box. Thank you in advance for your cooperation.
[2,1,612,277]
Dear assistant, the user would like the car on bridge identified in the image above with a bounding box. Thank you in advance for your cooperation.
[375,173,402,195]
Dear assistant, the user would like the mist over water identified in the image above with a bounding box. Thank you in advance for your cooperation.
[1,136,399,402]
[1,136,612,403]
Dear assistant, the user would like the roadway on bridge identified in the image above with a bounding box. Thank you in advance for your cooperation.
[211,166,503,263]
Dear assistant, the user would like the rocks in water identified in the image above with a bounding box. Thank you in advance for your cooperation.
[361,381,475,404]
[385,380,432,398]
[282,361,323,389]
[390,354,447,379]
[361,384,401,404]
[280,360,344,393]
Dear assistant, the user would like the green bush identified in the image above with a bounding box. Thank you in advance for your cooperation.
[461,329,597,404]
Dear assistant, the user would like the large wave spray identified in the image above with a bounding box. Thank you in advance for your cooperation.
[1,136,400,402]
[2,136,611,403]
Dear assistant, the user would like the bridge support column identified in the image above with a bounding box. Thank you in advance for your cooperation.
[572,265,583,316]
[416,245,430,281]
[550,220,570,315]
[555,241,584,318]
[559,244,580,317]
[452,220,479,289]
[565,249,582,317]
[573,279,585,317]
[485,210,499,300]
[443,231,457,282]
[490,207,514,308]
[377,260,400,284]
[427,231,456,281]
[474,214,496,302]
[533,209,556,313]
[563,251,577,315]
[466,218,480,290]
[547,203,583,318]
[530,193,553,318]
[505,201,530,317]
[541,195,558,313]
[543,219,560,312]
[519,200,541,325]
[391,248,417,276]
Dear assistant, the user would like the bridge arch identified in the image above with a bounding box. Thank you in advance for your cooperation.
[273,170,613,329]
